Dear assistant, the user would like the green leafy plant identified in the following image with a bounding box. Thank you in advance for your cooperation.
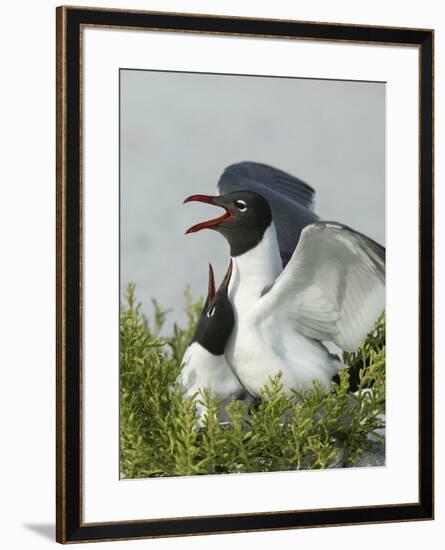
[120,284,385,478]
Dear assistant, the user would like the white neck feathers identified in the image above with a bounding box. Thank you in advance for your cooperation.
[229,223,282,301]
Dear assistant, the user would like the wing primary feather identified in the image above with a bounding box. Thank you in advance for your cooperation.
[261,222,385,352]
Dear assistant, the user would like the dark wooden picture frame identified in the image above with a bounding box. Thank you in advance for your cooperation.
[56,5,434,544]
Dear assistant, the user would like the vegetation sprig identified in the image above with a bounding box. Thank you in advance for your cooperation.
[120,284,385,478]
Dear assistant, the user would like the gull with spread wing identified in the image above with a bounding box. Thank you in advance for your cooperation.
[184,162,385,397]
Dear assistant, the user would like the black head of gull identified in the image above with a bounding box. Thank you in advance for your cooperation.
[191,260,234,355]
[184,191,272,257]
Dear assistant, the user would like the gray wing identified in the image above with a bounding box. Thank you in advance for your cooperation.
[218,162,319,266]
[262,222,385,351]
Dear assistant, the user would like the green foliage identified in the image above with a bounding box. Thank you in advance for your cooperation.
[120,285,385,478]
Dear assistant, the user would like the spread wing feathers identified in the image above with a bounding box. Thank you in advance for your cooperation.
[218,162,319,267]
[218,161,316,210]
[263,223,385,351]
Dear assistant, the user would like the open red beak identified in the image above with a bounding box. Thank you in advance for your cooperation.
[218,259,233,295]
[207,263,216,303]
[183,194,234,234]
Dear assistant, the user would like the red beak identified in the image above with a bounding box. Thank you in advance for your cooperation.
[183,194,234,234]
[183,194,217,206]
[218,259,233,294]
[207,263,216,303]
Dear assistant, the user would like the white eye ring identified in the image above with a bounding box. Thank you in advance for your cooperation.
[234,199,247,212]
[206,306,216,318]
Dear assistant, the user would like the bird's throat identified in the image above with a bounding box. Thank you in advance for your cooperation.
[229,223,282,306]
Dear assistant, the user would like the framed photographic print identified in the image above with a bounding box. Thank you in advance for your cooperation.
[56,5,434,544]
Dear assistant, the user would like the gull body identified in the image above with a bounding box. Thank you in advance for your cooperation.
[178,262,246,422]
[226,223,346,396]
[180,342,243,413]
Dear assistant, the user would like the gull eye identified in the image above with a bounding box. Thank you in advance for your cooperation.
[234,199,247,212]
[206,305,216,318]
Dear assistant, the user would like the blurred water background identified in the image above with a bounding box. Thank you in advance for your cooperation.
[120,70,385,331]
